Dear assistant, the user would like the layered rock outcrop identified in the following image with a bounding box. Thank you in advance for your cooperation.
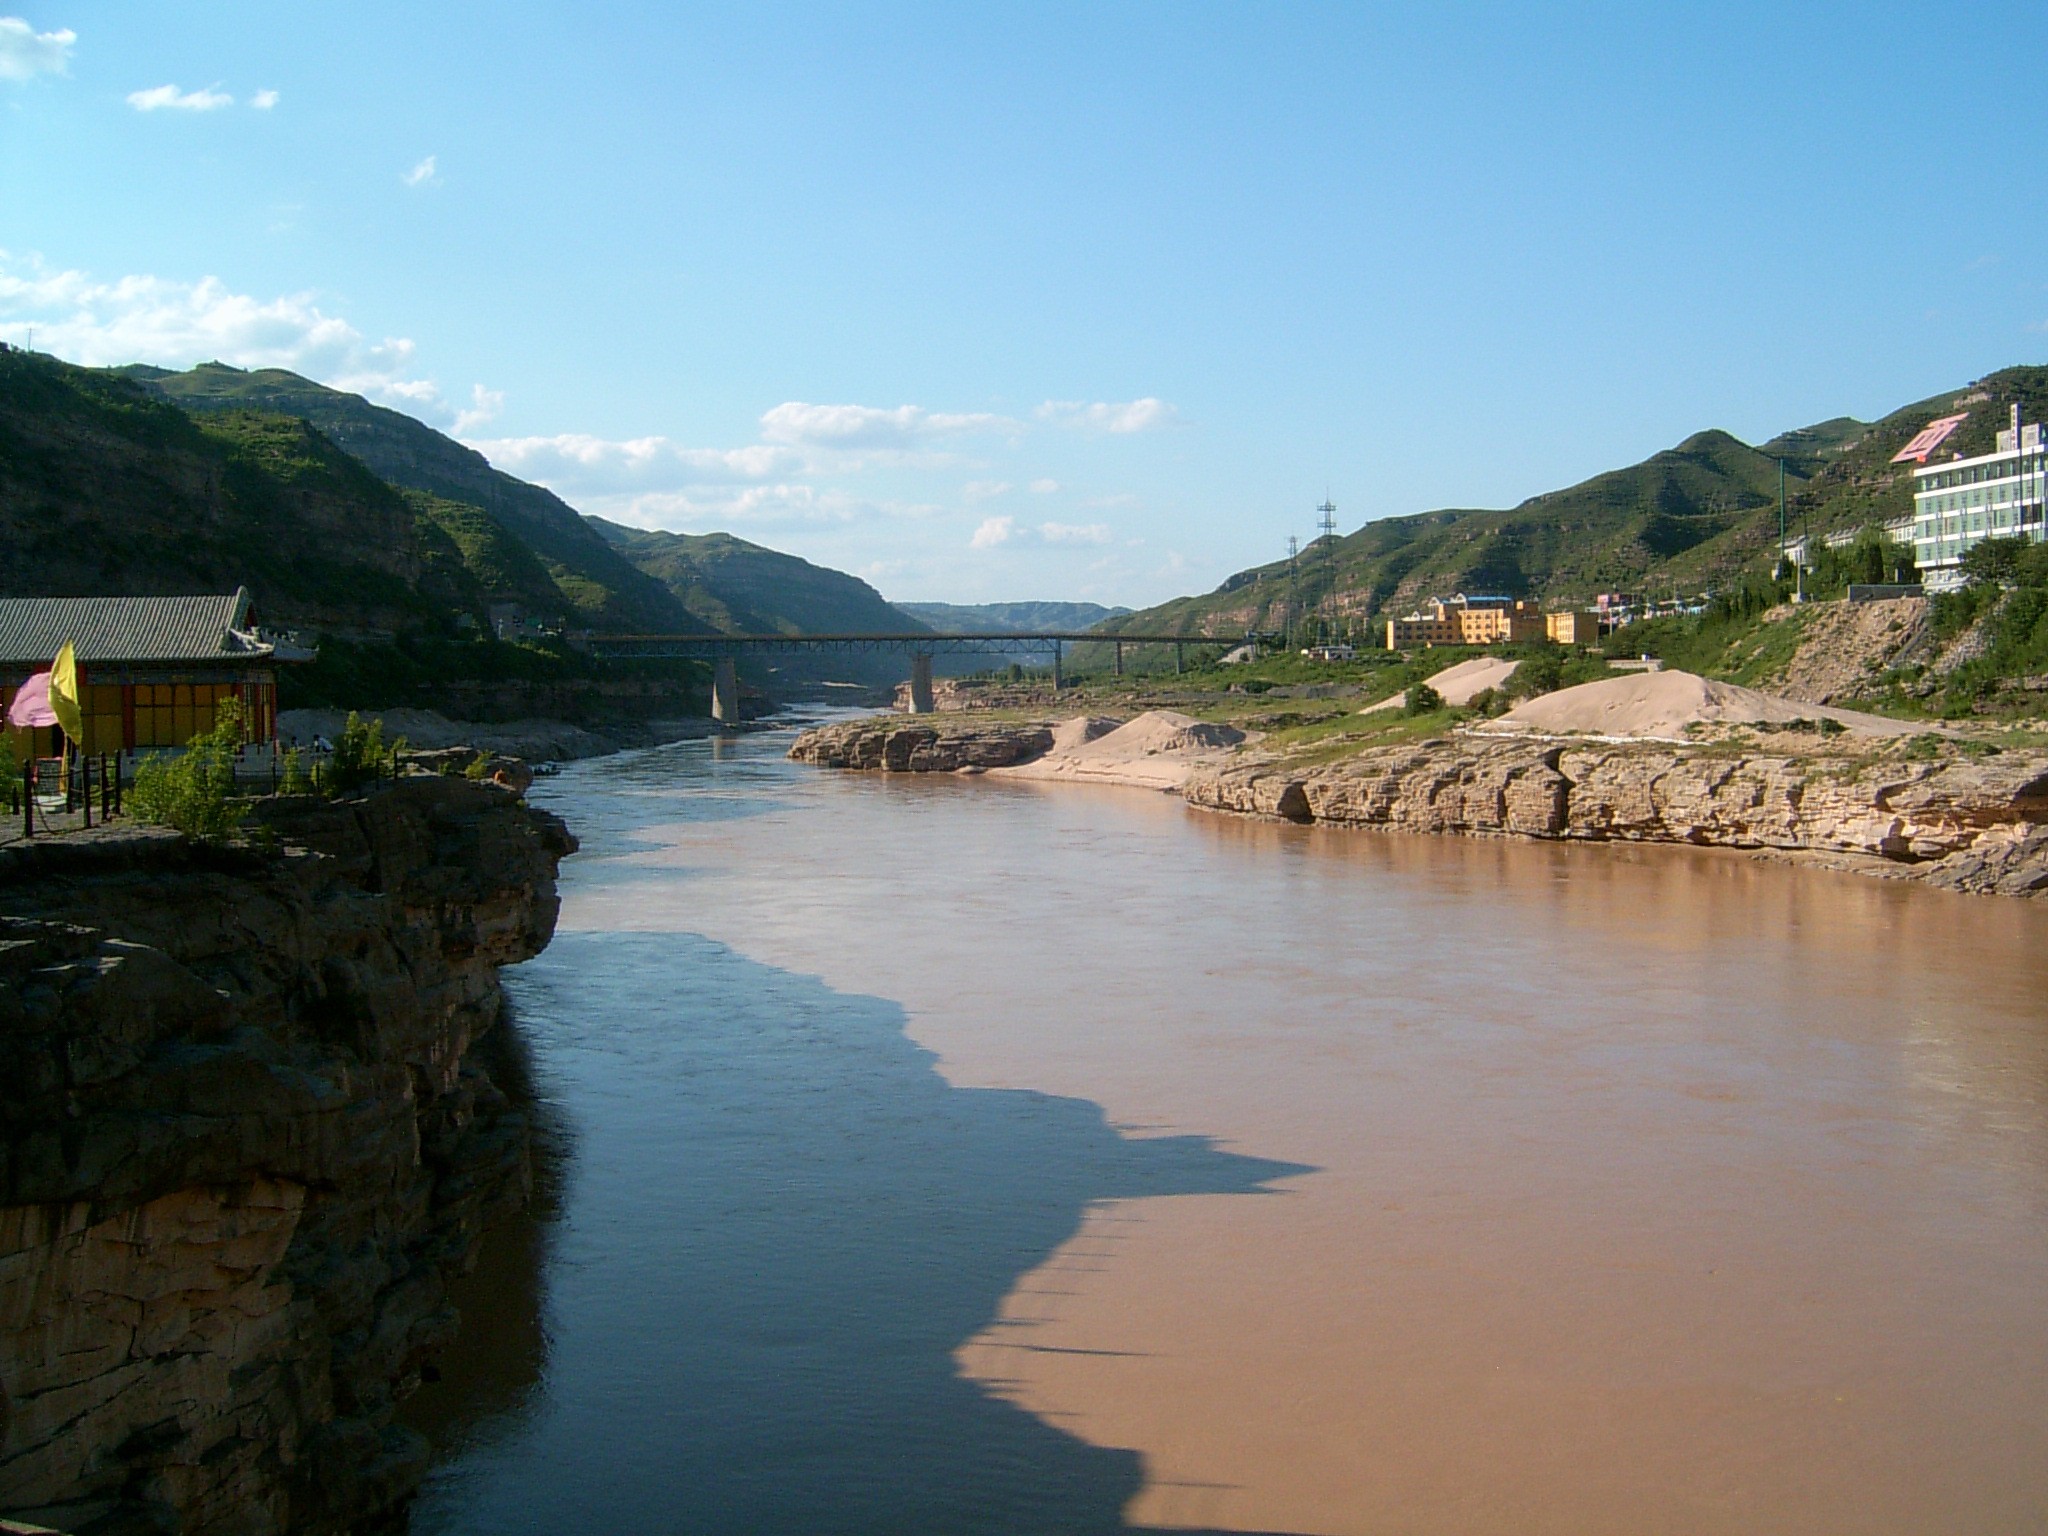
[1185,739,2048,896]
[0,778,575,1534]
[787,719,1054,773]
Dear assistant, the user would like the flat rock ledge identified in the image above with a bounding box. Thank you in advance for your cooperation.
[788,718,1054,772]
[0,778,577,1534]
[1184,739,2048,898]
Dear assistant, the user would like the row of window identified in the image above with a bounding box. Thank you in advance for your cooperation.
[1916,453,2047,492]
[1918,483,2045,513]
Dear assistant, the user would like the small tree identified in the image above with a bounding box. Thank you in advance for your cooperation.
[130,699,246,842]
[1404,682,1444,716]
[278,747,313,795]
[1959,535,2031,587]
[327,711,403,793]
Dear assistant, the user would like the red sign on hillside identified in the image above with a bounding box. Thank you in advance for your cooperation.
[1890,414,1967,464]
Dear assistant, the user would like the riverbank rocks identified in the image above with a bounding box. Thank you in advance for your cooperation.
[1185,738,2048,897]
[0,778,576,1534]
[788,718,1054,772]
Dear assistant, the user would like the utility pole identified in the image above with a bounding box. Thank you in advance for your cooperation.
[1287,535,1300,649]
[1777,458,1786,576]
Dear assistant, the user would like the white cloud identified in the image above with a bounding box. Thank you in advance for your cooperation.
[0,252,495,430]
[0,16,74,80]
[1036,397,1176,434]
[128,82,233,112]
[403,155,438,187]
[1039,521,1113,545]
[451,383,504,435]
[963,479,1011,501]
[969,516,1112,551]
[591,483,935,534]
[760,400,1016,448]
[250,87,279,110]
[469,433,795,493]
[1029,477,1060,494]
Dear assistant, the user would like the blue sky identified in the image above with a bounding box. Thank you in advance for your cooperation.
[4,4,2046,606]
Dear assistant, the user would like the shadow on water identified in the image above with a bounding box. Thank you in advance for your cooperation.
[408,930,1315,1536]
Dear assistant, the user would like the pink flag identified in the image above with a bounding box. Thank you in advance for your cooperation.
[6,671,58,729]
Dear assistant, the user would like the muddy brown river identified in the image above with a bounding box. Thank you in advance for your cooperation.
[406,725,2048,1535]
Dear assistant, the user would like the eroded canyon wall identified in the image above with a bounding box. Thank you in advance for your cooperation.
[0,779,574,1535]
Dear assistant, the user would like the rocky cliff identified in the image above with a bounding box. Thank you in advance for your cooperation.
[0,778,575,1534]
[787,718,1055,773]
[1185,739,2048,896]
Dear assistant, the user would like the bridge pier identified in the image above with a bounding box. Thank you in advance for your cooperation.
[710,655,741,727]
[907,653,936,714]
[1175,641,1184,674]
[1114,640,1124,678]
[1051,641,1062,692]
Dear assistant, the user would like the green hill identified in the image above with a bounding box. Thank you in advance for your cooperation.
[588,520,923,635]
[0,348,479,634]
[119,362,709,635]
[1111,365,2048,641]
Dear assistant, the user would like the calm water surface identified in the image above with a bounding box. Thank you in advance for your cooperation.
[407,724,2048,1535]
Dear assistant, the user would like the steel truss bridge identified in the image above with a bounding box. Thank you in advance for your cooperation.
[583,631,1256,719]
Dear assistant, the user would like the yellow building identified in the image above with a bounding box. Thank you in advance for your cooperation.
[1386,595,1546,649]
[1544,610,1601,645]
[0,590,282,759]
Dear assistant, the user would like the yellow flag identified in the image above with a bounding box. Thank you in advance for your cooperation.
[48,641,83,747]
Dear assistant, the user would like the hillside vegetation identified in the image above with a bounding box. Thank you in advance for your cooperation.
[1,350,460,634]
[122,362,708,634]
[589,520,920,635]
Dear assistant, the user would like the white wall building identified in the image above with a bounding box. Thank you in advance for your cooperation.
[1909,404,2047,591]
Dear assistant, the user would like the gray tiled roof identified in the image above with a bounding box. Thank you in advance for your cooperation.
[0,588,272,665]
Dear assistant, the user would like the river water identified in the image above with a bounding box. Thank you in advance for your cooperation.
[406,724,2048,1535]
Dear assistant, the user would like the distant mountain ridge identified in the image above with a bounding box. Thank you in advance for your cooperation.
[587,520,923,635]
[1108,365,2048,640]
[893,601,1130,633]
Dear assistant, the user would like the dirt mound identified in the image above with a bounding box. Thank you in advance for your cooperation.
[1470,670,1920,739]
[993,710,1247,790]
[1362,656,1521,714]
[1087,710,1246,755]
[1049,715,1126,752]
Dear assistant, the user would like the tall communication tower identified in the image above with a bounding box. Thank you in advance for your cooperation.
[1317,497,1337,545]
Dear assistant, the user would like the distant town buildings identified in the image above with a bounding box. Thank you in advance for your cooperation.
[1384,595,1547,649]
[1905,404,2046,591]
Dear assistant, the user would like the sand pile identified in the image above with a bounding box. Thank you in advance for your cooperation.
[995,710,1248,790]
[1048,715,1127,752]
[1469,670,1921,740]
[1362,656,1521,714]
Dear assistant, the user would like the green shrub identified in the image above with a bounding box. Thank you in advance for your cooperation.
[325,711,404,793]
[130,700,246,841]
[464,753,490,780]
[1404,682,1443,716]
[278,747,312,795]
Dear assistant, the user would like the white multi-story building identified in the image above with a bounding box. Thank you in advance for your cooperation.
[1907,404,2047,590]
